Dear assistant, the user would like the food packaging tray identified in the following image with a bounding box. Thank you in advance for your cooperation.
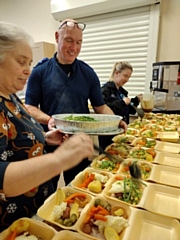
[155,141,180,153]
[118,158,152,180]
[156,131,179,142]
[37,186,93,231]
[138,182,180,219]
[71,167,113,196]
[0,217,56,240]
[153,151,180,168]
[148,164,180,188]
[103,174,147,207]
[131,137,158,148]
[122,208,180,240]
[126,128,139,136]
[112,134,137,144]
[91,154,121,174]
[139,129,158,138]
[52,230,94,240]
[128,147,157,162]
[52,114,122,133]
[104,175,180,219]
[76,195,131,240]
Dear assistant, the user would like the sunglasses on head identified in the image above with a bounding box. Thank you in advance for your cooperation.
[59,21,86,31]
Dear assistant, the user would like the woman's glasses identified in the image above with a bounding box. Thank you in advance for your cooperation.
[59,21,86,31]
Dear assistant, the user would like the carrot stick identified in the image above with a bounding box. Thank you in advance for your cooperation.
[146,149,156,157]
[78,174,95,188]
[115,175,124,181]
[94,214,107,221]
[84,206,97,223]
[84,172,89,181]
[64,192,87,203]
[107,149,119,155]
[84,205,100,223]
[7,228,17,240]
[122,166,129,172]
[90,206,99,214]
[84,211,94,223]
[97,205,110,215]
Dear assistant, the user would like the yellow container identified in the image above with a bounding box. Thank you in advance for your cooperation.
[37,186,93,231]
[71,167,112,196]
[0,217,56,240]
[76,195,131,240]
[53,230,95,240]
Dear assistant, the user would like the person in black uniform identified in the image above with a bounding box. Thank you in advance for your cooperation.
[99,61,142,150]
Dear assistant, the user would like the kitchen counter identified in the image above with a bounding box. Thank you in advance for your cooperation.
[152,108,180,114]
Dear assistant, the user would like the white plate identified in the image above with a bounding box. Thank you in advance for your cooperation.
[62,128,124,135]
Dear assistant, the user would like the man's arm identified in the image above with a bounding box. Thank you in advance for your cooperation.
[93,104,114,114]
[25,104,50,125]
[93,104,127,132]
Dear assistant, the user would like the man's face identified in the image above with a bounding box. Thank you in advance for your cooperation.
[55,26,83,64]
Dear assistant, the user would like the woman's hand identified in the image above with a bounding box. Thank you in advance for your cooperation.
[45,129,69,145]
[53,133,94,171]
[123,97,131,105]
[137,94,142,102]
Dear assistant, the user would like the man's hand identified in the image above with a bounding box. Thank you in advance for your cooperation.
[48,117,56,130]
[119,120,127,133]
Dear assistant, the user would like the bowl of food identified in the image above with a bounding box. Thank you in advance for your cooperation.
[52,114,122,134]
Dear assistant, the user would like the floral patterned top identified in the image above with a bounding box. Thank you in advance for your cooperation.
[0,94,54,231]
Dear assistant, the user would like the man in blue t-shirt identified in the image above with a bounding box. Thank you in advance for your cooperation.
[25,18,126,186]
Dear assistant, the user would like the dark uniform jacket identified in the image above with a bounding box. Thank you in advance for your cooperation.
[101,81,139,124]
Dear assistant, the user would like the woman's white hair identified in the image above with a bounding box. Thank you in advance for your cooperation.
[0,22,34,62]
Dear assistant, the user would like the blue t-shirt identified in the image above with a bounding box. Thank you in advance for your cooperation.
[25,54,104,130]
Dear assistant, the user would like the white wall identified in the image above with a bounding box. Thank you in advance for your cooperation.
[0,0,59,43]
[51,0,158,20]
[157,0,180,61]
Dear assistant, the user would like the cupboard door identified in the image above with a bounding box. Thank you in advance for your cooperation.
[32,41,55,67]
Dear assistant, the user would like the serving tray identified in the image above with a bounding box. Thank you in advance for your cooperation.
[52,114,122,133]
[62,128,124,135]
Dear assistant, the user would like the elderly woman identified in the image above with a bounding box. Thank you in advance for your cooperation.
[0,22,94,231]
